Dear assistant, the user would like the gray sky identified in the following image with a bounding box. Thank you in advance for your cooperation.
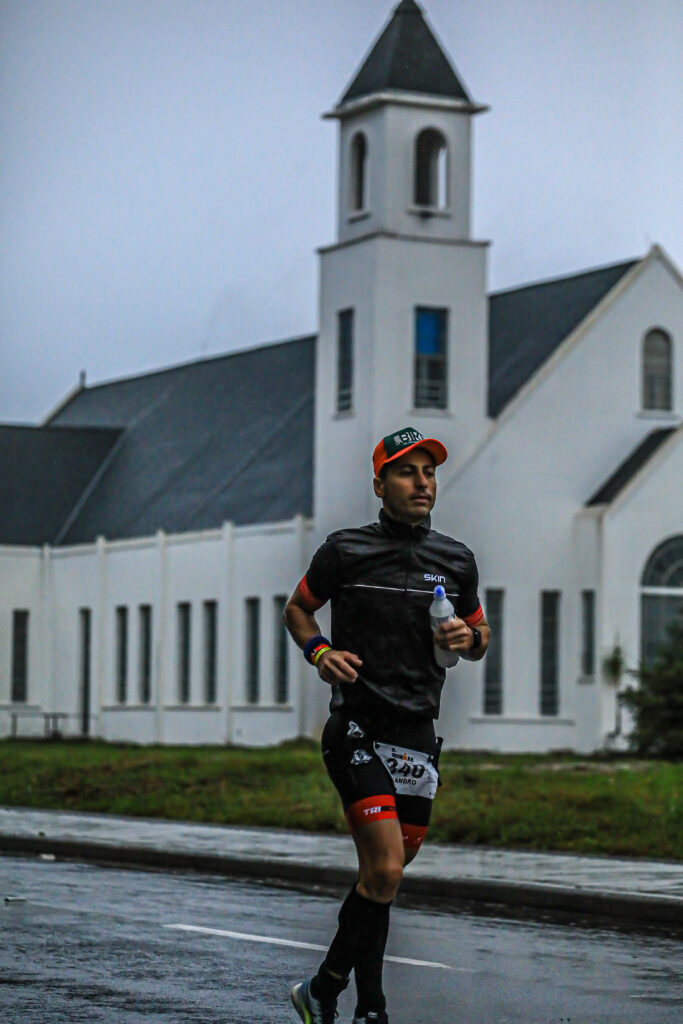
[1,0,681,423]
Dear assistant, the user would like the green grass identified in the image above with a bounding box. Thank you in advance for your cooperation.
[432,758,683,858]
[0,739,681,860]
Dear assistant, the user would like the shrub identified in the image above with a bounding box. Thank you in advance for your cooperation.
[619,611,683,758]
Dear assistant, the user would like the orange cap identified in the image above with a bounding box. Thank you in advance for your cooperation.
[373,427,448,477]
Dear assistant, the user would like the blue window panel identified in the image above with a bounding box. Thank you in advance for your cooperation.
[416,309,445,356]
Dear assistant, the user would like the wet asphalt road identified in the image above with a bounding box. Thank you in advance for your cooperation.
[0,855,681,1024]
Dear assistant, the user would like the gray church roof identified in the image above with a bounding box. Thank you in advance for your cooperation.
[1,257,650,547]
[339,0,471,106]
[488,259,638,417]
[41,336,316,544]
[0,424,122,545]
[586,428,677,506]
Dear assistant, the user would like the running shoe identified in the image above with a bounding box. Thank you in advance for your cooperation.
[352,1013,389,1024]
[290,978,338,1024]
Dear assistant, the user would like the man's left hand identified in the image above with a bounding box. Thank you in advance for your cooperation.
[434,617,473,652]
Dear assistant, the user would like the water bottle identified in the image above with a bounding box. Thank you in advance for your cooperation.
[430,585,460,668]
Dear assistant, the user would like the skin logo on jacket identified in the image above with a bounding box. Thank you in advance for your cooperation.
[424,573,446,583]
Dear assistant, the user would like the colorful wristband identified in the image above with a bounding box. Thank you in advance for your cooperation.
[303,634,332,665]
[312,645,332,666]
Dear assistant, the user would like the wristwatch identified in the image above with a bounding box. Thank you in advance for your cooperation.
[470,627,482,650]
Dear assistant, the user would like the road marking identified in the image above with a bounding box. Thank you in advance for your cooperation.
[628,994,675,1001]
[165,924,471,972]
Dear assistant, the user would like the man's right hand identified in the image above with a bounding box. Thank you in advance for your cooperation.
[316,649,362,684]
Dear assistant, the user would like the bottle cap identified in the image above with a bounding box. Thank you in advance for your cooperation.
[434,585,445,599]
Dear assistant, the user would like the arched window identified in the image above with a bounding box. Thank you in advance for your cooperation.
[350,132,368,212]
[640,535,683,664]
[414,128,448,209]
[642,328,673,411]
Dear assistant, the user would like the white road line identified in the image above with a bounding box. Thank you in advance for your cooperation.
[627,994,672,1001]
[165,924,471,972]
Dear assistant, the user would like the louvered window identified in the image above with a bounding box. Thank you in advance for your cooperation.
[337,309,354,413]
[11,610,29,704]
[483,590,504,714]
[540,592,560,716]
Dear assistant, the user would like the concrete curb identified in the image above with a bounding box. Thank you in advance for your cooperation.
[2,834,682,928]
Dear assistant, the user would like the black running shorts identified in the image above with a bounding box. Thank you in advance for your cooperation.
[321,709,441,850]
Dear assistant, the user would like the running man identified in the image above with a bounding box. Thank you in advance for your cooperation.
[284,426,489,1024]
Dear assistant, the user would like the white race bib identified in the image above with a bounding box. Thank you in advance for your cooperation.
[373,741,439,801]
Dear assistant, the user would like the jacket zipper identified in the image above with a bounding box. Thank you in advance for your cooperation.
[404,534,413,593]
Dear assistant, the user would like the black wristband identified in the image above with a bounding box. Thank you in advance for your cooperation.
[303,635,332,665]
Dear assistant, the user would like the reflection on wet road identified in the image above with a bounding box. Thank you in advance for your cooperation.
[1,855,680,1023]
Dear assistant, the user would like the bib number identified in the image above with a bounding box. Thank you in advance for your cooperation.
[373,741,439,801]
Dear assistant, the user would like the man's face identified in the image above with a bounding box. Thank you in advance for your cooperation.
[373,447,437,525]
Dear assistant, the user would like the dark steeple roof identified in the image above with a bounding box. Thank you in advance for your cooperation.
[340,0,471,106]
[586,429,677,506]
[488,259,638,417]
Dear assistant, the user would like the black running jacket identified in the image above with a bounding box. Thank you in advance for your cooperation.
[298,509,484,719]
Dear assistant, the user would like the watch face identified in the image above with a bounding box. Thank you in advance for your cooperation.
[471,628,482,649]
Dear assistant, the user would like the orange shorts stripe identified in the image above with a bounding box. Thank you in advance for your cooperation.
[401,823,428,849]
[345,794,397,832]
[297,576,326,612]
[463,604,485,627]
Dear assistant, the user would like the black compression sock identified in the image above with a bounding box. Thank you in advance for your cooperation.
[345,888,392,1016]
[315,883,392,1013]
[310,964,349,1003]
[316,882,358,985]
[331,888,389,1015]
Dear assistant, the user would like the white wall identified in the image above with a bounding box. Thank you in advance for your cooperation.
[0,547,43,736]
[0,518,315,747]
[434,251,683,751]
[48,541,101,733]
[229,519,311,743]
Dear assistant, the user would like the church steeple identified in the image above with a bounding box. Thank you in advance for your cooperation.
[314,3,490,532]
[339,0,472,108]
[324,1,486,245]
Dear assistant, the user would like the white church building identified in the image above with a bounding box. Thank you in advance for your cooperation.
[2,0,682,752]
